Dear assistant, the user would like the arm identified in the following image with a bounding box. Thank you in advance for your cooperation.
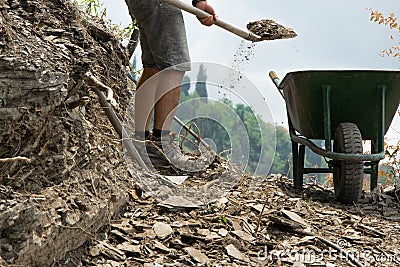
[192,0,217,26]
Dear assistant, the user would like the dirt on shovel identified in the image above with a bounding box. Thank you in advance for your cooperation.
[247,19,297,41]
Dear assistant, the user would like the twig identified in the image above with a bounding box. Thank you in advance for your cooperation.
[86,72,117,106]
[0,156,31,163]
[316,236,365,267]
[254,197,268,236]
[89,172,98,197]
[355,222,385,237]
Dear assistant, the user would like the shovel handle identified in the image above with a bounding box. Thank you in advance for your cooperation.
[161,0,261,42]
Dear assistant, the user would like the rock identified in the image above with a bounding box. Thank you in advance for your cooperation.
[116,242,141,255]
[281,209,309,227]
[225,244,246,262]
[231,230,255,242]
[153,240,170,254]
[159,196,200,209]
[153,222,173,240]
[218,228,229,237]
[184,247,209,265]
[197,229,211,236]
[232,220,242,231]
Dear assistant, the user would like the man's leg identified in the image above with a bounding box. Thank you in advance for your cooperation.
[134,67,159,140]
[145,69,190,169]
[153,70,185,133]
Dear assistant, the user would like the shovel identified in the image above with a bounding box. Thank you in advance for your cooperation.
[161,0,262,42]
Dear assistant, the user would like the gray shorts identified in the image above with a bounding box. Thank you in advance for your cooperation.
[125,0,191,71]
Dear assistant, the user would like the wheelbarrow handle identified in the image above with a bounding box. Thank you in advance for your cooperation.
[161,0,261,42]
[269,71,284,98]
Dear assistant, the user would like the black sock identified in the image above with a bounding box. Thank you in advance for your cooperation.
[135,130,150,140]
[153,129,170,138]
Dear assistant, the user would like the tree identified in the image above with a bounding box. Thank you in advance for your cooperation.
[181,75,191,96]
[175,92,292,175]
[130,55,139,81]
[195,63,208,102]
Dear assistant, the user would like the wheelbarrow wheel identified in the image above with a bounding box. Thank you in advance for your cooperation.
[333,122,363,204]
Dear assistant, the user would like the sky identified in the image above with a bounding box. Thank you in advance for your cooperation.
[100,0,400,142]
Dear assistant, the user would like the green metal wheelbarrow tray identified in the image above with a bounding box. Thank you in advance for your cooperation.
[269,70,400,204]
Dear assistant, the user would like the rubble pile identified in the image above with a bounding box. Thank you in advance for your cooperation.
[62,175,400,266]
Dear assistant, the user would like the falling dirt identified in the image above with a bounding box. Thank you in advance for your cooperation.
[231,40,256,78]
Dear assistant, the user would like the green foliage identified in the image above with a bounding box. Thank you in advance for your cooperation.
[270,126,291,175]
[181,75,191,96]
[195,63,208,101]
[176,90,332,178]
[176,91,292,175]
[111,21,137,40]
[73,0,103,17]
[219,215,227,224]
[72,0,137,40]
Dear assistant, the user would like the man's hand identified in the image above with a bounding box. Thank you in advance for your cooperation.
[195,1,217,26]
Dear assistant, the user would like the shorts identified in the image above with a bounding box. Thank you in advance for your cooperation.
[125,0,191,71]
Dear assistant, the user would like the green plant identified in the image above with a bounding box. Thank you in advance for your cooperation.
[71,0,137,40]
[75,0,103,17]
[219,215,227,224]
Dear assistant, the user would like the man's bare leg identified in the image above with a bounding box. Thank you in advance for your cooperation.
[134,67,159,139]
[153,70,185,133]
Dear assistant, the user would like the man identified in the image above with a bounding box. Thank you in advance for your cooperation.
[125,0,217,169]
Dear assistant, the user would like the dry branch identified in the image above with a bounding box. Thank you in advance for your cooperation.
[86,72,117,106]
[0,157,31,163]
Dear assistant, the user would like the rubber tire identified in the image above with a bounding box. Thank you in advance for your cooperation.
[333,123,363,204]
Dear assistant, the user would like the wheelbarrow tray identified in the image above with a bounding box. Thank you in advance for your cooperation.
[279,70,400,140]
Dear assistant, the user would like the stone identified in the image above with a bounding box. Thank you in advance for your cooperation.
[153,222,173,240]
[184,247,209,265]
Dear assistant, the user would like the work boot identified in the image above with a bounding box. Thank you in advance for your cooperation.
[132,136,168,169]
[147,134,190,170]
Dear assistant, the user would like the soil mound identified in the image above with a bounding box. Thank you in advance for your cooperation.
[0,0,134,265]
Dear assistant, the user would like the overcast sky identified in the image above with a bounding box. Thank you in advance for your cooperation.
[101,0,400,141]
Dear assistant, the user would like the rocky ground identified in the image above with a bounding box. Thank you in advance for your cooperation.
[0,0,400,266]
[57,174,400,267]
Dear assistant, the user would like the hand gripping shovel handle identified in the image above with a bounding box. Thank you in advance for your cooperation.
[161,0,261,42]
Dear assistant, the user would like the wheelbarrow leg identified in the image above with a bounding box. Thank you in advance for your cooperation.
[292,141,303,189]
[370,139,379,190]
[370,85,386,191]
[292,141,298,186]
[297,144,305,188]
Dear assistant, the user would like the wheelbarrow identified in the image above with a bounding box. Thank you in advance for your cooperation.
[269,70,400,204]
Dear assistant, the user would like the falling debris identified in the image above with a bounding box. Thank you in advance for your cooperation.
[247,19,297,41]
